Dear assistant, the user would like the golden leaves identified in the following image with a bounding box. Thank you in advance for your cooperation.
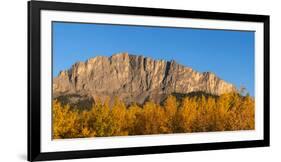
[52,93,255,139]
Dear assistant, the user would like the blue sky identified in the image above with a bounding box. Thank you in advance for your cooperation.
[53,22,255,96]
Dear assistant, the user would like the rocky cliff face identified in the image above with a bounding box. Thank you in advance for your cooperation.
[53,52,236,106]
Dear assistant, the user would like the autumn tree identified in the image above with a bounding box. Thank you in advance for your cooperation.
[134,101,168,135]
[53,100,81,139]
[110,97,128,136]
[163,95,178,133]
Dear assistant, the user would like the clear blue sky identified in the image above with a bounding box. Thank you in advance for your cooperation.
[53,22,255,95]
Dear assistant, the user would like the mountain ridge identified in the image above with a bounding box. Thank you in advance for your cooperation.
[53,52,236,106]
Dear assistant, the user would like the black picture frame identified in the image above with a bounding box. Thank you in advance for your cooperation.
[28,0,270,161]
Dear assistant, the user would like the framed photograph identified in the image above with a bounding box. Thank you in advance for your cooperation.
[28,0,270,161]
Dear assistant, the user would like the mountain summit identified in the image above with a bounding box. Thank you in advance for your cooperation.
[53,52,236,107]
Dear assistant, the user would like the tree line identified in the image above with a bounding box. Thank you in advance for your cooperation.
[53,92,254,139]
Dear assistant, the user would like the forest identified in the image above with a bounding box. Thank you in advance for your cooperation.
[52,92,255,139]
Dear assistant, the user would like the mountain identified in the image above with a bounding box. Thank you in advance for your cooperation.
[53,52,236,107]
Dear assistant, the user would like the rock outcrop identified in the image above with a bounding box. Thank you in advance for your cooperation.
[53,52,236,106]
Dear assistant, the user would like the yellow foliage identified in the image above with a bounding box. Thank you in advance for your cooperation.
[52,93,255,139]
[164,95,178,133]
[53,100,81,139]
